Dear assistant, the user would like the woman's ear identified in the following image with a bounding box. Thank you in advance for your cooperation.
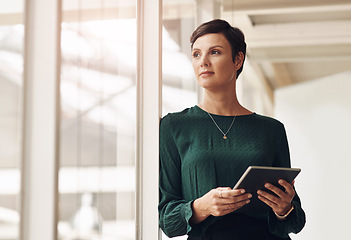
[234,52,244,69]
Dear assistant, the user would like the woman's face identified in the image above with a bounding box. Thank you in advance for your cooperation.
[191,33,241,91]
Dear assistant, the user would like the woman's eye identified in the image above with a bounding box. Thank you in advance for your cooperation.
[192,52,200,58]
[211,50,220,55]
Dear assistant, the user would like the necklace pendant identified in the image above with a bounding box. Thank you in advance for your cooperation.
[206,112,236,141]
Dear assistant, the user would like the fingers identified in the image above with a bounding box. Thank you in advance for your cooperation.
[216,188,251,204]
[216,188,246,199]
[213,196,251,216]
[208,188,251,216]
[277,179,295,196]
[220,198,251,214]
[262,180,295,200]
[257,180,296,215]
[262,183,285,199]
[219,190,223,198]
[257,193,277,209]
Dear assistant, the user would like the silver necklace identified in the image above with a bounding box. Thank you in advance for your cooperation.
[206,112,236,140]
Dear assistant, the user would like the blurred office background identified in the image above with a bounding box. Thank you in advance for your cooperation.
[0,0,350,239]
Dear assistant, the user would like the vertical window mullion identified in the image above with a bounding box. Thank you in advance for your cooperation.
[21,0,61,239]
[136,0,162,239]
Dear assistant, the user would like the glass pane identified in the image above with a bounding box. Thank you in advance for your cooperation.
[162,0,198,116]
[58,1,136,240]
[0,0,24,239]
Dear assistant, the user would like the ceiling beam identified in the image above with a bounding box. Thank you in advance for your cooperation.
[248,43,351,63]
[243,20,351,48]
[248,10,351,25]
[223,0,351,13]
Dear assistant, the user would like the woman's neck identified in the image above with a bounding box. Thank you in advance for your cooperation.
[199,91,252,116]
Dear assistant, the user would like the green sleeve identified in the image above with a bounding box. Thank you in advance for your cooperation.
[158,114,194,237]
[268,123,306,238]
[268,192,306,238]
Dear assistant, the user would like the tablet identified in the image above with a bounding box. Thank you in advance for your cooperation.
[233,166,301,214]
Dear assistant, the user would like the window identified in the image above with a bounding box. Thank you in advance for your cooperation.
[0,0,24,239]
[58,1,137,239]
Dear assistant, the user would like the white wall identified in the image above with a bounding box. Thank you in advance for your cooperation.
[275,71,351,240]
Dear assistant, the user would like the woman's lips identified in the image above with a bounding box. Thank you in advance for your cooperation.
[200,71,214,77]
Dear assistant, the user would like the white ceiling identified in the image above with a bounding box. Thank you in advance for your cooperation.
[221,0,351,91]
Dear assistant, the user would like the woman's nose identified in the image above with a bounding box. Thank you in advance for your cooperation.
[200,56,210,67]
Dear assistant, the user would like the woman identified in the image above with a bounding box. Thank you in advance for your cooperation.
[159,19,305,240]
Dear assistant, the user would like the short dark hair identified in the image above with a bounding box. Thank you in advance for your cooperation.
[190,19,247,78]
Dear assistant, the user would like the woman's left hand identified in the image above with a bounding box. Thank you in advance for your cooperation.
[257,179,295,216]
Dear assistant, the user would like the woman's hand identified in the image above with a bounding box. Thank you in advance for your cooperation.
[257,179,295,216]
[191,187,251,224]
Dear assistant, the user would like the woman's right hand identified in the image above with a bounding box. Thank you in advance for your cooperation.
[190,187,252,224]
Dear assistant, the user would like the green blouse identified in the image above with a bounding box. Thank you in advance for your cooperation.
[159,106,305,238]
